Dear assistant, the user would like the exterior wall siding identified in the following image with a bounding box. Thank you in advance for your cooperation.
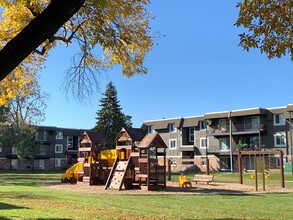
[0,126,84,171]
[143,105,293,173]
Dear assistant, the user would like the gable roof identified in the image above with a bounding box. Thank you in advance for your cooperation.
[138,133,167,149]
[119,127,146,142]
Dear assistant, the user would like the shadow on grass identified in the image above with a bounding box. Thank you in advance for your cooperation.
[0,216,13,220]
[0,218,74,220]
[0,173,60,187]
[0,202,28,210]
[164,186,254,195]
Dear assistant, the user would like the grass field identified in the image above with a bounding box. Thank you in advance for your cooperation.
[0,172,293,219]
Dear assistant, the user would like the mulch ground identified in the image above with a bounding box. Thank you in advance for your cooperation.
[45,181,293,195]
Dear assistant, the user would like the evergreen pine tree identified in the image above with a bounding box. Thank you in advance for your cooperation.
[94,81,132,148]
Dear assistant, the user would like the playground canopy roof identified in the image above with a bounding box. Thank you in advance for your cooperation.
[115,127,146,142]
[138,133,167,149]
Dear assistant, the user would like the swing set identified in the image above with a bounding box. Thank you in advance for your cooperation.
[238,150,285,191]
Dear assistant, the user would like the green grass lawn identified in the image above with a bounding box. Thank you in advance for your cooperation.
[172,171,293,187]
[0,172,293,219]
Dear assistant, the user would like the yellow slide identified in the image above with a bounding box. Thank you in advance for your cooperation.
[61,149,116,184]
[61,163,80,184]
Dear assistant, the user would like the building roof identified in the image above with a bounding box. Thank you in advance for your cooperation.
[182,116,204,127]
[143,118,183,129]
[80,130,108,145]
[124,127,146,141]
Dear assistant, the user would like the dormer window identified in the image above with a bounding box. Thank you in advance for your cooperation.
[56,131,63,140]
[147,125,154,134]
[199,121,207,130]
[168,123,176,133]
[274,114,285,126]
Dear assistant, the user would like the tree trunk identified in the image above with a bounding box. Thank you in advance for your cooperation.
[0,0,86,82]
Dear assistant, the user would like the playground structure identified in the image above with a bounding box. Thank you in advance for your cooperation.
[60,130,117,185]
[105,127,167,191]
[61,128,168,191]
[238,150,285,190]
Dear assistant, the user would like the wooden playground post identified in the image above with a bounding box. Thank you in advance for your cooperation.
[254,156,258,191]
[168,159,171,181]
[279,150,285,188]
[262,171,266,191]
[238,150,285,189]
[238,151,243,184]
[206,158,210,175]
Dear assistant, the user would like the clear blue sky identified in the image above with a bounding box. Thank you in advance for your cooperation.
[40,1,293,129]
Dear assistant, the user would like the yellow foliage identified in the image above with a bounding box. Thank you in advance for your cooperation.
[0,0,154,100]
[235,0,293,60]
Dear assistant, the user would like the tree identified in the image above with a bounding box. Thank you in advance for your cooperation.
[94,81,132,148]
[0,0,154,102]
[235,0,293,60]
[0,75,49,161]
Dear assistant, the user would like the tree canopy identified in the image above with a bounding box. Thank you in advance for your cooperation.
[0,0,154,102]
[94,81,132,148]
[0,74,49,160]
[236,0,293,60]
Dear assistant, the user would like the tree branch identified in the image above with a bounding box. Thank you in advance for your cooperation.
[0,0,86,82]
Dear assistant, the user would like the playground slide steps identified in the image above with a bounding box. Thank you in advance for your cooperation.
[108,161,128,189]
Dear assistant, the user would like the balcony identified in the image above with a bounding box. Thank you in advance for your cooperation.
[208,123,266,136]
[233,123,266,135]
[209,128,230,136]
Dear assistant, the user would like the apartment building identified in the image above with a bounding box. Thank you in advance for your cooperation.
[0,126,85,171]
[142,105,293,172]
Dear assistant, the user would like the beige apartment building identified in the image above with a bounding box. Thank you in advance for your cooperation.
[142,105,293,173]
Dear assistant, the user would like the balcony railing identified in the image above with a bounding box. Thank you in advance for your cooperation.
[209,123,265,135]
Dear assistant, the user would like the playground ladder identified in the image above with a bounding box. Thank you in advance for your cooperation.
[105,157,131,190]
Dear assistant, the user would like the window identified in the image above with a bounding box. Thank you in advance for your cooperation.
[274,114,285,126]
[34,160,45,170]
[201,158,206,167]
[56,131,63,140]
[219,119,229,132]
[38,145,46,155]
[55,144,63,153]
[11,159,19,170]
[168,123,176,133]
[147,125,154,134]
[35,131,47,141]
[199,121,207,130]
[55,159,61,167]
[274,132,286,147]
[170,158,176,166]
[12,147,17,155]
[219,138,230,151]
[200,137,208,149]
[244,116,259,130]
[67,136,74,149]
[149,146,156,158]
[189,127,195,142]
[169,139,177,150]
[275,156,286,168]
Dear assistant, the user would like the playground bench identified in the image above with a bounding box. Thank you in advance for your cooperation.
[193,174,214,184]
